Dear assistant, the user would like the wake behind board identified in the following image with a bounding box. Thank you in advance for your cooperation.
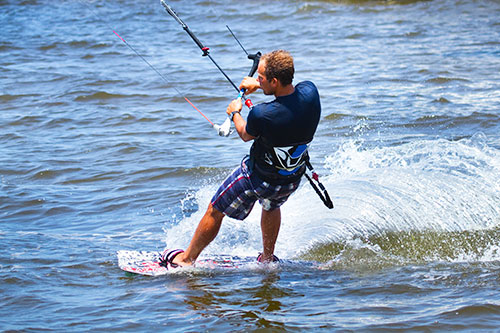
[117,250,310,276]
[118,250,267,276]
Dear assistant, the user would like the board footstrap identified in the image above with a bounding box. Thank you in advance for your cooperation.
[159,249,184,269]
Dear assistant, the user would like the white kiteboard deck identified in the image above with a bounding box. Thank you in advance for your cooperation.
[117,250,312,276]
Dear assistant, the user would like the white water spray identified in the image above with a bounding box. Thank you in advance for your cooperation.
[164,135,500,262]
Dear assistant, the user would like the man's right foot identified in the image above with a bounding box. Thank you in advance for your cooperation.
[257,253,280,263]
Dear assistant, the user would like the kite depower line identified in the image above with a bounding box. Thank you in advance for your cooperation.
[160,1,261,108]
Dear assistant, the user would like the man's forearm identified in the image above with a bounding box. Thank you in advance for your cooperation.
[233,112,254,142]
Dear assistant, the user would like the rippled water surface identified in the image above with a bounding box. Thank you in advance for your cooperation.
[1,0,499,331]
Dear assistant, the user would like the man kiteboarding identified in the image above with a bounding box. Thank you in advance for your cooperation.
[161,50,321,267]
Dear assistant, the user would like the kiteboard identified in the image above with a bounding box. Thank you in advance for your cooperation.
[118,250,267,276]
[117,250,311,276]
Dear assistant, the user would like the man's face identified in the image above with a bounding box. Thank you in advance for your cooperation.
[257,60,276,95]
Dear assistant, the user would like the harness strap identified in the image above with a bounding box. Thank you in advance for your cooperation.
[304,160,334,209]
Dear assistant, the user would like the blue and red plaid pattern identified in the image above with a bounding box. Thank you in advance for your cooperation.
[211,160,301,220]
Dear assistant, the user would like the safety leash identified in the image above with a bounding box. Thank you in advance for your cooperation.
[304,160,334,209]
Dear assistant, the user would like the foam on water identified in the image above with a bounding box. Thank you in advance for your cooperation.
[164,134,500,264]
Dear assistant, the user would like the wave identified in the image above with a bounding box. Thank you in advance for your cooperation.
[0,42,21,52]
[37,40,112,52]
[0,94,41,102]
[164,135,500,266]
[412,112,500,129]
[74,91,149,101]
[302,227,500,270]
[426,77,470,84]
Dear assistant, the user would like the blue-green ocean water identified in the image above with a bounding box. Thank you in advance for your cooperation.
[1,0,499,331]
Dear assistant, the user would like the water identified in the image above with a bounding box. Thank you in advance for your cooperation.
[1,0,499,331]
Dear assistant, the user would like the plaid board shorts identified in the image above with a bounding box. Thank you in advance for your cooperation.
[211,159,301,220]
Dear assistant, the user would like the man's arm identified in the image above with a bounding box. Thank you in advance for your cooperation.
[239,77,260,95]
[226,98,255,142]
